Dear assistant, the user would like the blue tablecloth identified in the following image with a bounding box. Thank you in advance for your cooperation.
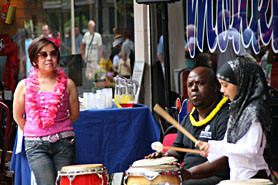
[10,131,33,185]
[73,104,160,174]
[10,104,160,184]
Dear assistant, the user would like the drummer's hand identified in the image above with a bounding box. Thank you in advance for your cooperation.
[144,152,167,159]
[180,166,192,180]
[168,161,180,167]
[195,140,210,158]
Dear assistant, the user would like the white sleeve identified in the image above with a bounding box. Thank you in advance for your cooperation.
[113,55,119,66]
[208,122,264,160]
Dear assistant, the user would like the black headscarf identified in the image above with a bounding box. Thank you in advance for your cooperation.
[217,58,272,144]
[217,63,237,85]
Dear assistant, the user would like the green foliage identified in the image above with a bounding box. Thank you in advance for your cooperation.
[116,0,134,17]
[64,15,88,32]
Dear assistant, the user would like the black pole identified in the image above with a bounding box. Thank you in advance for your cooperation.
[161,2,171,109]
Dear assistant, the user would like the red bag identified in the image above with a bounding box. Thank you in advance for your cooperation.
[1,3,9,24]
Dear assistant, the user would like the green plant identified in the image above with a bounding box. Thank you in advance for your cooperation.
[64,15,88,33]
[116,0,134,17]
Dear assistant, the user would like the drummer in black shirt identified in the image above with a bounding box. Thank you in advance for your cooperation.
[146,67,230,185]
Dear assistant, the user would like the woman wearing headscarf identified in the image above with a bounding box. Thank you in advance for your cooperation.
[196,57,272,180]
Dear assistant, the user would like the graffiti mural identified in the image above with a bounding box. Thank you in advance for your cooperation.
[186,0,278,58]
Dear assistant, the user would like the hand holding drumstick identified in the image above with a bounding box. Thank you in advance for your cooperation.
[151,141,201,154]
[144,141,202,159]
[195,141,210,157]
[153,104,208,157]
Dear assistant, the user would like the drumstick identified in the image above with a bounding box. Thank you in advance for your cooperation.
[154,104,197,143]
[163,146,201,154]
[151,142,201,154]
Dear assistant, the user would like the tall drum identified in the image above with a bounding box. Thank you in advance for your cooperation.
[57,164,108,185]
[125,157,181,185]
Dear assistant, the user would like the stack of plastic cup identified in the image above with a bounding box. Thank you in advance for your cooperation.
[104,88,113,108]
[96,90,106,109]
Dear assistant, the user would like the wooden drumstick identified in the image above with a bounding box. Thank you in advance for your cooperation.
[154,104,198,143]
[151,142,201,154]
[163,146,201,154]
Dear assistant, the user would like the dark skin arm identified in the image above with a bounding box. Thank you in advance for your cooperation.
[80,42,86,62]
[180,156,229,180]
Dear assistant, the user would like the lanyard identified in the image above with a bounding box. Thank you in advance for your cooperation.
[86,33,95,62]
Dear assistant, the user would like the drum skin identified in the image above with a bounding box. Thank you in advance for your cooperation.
[218,178,273,185]
[59,164,107,185]
[126,165,181,185]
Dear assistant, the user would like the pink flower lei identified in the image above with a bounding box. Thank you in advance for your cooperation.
[25,67,67,128]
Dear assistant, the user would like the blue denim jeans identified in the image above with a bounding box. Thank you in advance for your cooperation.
[25,137,76,185]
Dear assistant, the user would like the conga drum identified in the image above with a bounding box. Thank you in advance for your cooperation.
[125,157,181,185]
[218,178,273,185]
[57,164,108,185]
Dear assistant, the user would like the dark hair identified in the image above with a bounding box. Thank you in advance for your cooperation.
[195,53,217,73]
[195,53,210,67]
[28,37,60,68]
[124,30,132,40]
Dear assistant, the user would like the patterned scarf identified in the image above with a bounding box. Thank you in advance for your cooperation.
[218,58,272,143]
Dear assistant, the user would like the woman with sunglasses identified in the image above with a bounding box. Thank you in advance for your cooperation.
[196,58,272,181]
[13,37,79,185]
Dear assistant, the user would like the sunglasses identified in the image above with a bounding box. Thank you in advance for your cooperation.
[38,50,58,59]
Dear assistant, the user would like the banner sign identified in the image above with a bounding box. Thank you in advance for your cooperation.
[186,0,278,58]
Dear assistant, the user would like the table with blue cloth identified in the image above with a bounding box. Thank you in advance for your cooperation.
[10,104,161,185]
[73,104,161,173]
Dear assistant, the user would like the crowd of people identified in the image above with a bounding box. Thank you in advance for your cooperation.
[62,20,135,80]
[11,16,278,185]
[14,35,276,184]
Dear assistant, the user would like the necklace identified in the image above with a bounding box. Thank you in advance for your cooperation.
[190,96,228,127]
[26,68,67,128]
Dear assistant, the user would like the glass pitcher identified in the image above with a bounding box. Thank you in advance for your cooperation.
[114,76,139,108]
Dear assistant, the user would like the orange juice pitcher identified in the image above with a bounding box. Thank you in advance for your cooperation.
[114,76,138,108]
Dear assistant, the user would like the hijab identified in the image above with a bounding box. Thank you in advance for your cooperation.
[217,63,237,85]
[217,58,272,143]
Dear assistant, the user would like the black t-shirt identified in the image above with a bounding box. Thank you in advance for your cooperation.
[172,97,230,169]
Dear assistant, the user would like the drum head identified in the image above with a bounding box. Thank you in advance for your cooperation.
[127,165,179,173]
[218,178,273,185]
[131,157,177,167]
[61,164,104,172]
